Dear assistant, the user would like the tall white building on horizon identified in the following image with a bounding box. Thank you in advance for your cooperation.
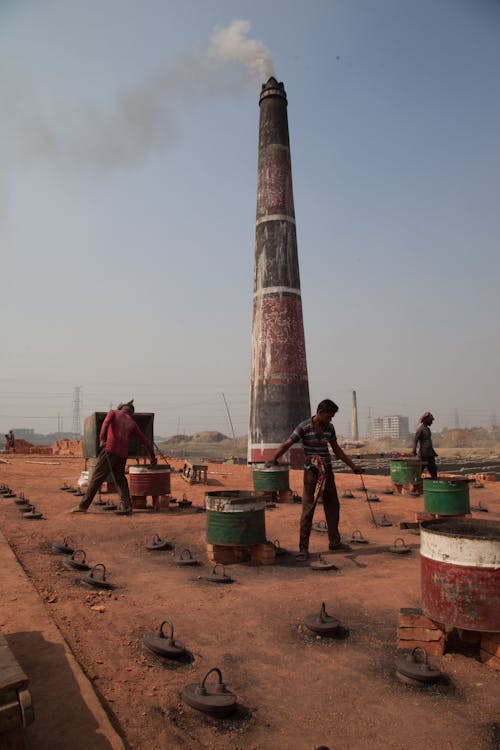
[372,415,409,440]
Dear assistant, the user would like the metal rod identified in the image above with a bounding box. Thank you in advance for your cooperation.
[103,450,120,501]
[360,473,379,527]
[222,393,238,457]
[153,441,171,466]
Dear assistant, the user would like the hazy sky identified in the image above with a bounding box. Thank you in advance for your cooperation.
[2,0,499,438]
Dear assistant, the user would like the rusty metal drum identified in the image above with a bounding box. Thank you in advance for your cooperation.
[420,518,500,632]
[423,477,470,515]
[252,464,290,492]
[129,465,170,496]
[205,491,267,546]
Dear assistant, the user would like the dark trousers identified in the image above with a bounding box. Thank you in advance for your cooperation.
[80,451,131,510]
[300,467,340,551]
[424,456,438,479]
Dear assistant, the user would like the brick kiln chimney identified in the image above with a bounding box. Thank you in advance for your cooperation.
[248,77,311,468]
[351,390,359,441]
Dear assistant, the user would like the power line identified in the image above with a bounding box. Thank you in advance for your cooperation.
[72,386,82,435]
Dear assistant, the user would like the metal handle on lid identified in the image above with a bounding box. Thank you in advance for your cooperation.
[159,619,175,643]
[72,549,86,564]
[90,563,106,581]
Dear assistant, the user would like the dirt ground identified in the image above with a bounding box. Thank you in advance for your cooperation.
[0,456,499,750]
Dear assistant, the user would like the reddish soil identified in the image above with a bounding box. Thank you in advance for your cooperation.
[0,456,499,750]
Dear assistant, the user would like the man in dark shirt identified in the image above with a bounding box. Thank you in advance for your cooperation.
[267,399,362,560]
[71,400,156,514]
[412,411,438,479]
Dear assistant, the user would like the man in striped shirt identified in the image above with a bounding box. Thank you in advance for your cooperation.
[267,399,362,560]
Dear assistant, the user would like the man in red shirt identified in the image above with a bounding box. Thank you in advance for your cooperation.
[71,400,156,514]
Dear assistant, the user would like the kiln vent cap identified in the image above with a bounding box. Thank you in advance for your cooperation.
[259,77,287,105]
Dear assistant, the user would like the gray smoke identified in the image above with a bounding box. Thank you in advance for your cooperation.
[1,20,275,172]
[208,19,274,82]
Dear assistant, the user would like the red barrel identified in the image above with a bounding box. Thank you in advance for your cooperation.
[129,465,170,496]
[420,518,500,632]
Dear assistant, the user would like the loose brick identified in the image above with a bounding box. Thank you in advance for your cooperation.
[396,639,445,656]
[481,633,500,659]
[398,608,444,630]
[398,627,445,642]
[250,542,276,565]
[480,649,500,671]
[206,544,250,564]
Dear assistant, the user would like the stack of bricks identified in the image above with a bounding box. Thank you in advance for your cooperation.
[467,472,496,482]
[397,607,446,656]
[415,511,472,522]
[391,481,423,496]
[480,632,500,671]
[206,541,276,566]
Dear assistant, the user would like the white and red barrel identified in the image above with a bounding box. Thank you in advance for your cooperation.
[129,465,170,497]
[420,518,500,632]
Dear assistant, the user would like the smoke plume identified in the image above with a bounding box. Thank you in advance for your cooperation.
[1,20,275,173]
[208,20,274,82]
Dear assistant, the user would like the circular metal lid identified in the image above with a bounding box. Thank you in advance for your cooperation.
[388,538,411,555]
[82,563,114,589]
[175,549,198,566]
[181,668,237,717]
[143,620,186,659]
[52,537,75,555]
[395,647,441,684]
[303,602,341,634]
[64,550,90,571]
[378,515,393,527]
[23,509,43,519]
[146,534,173,551]
[205,564,233,584]
[101,501,117,511]
[312,520,328,533]
[350,529,368,544]
[471,502,489,513]
[309,554,338,571]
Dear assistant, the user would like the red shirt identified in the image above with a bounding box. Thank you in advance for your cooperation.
[99,410,154,459]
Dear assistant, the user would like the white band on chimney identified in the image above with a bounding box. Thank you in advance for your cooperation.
[256,214,296,226]
[254,286,301,298]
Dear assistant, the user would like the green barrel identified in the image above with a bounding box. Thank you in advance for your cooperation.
[423,478,470,515]
[252,464,290,492]
[205,491,267,546]
[390,458,422,485]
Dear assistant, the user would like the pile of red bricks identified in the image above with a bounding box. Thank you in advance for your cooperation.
[29,446,52,455]
[50,439,83,456]
[207,541,276,565]
[397,607,446,655]
[10,439,34,454]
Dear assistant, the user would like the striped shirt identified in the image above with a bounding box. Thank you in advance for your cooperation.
[289,417,336,468]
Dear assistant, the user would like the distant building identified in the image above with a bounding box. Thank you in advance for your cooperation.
[372,415,409,440]
[11,428,35,440]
